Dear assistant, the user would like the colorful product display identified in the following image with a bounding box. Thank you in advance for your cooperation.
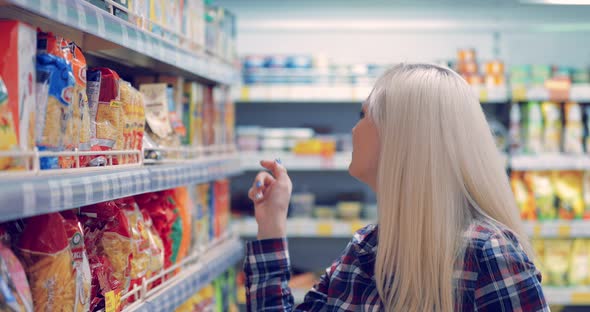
[511,171,590,221]
[0,180,230,312]
[533,238,590,287]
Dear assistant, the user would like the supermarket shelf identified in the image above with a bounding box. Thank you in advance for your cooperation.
[544,287,590,306]
[0,154,241,222]
[235,218,372,238]
[242,152,508,171]
[524,221,590,238]
[511,154,590,171]
[0,0,236,85]
[125,234,244,312]
[240,85,508,104]
[241,152,352,171]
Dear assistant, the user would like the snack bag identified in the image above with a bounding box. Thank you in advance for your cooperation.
[0,21,36,164]
[508,103,522,154]
[17,213,76,311]
[582,172,590,220]
[0,242,33,312]
[531,240,545,285]
[554,171,584,220]
[35,53,75,169]
[523,101,543,154]
[136,190,182,269]
[213,180,230,238]
[133,87,146,158]
[203,86,215,146]
[80,201,132,310]
[86,68,122,166]
[541,101,561,153]
[543,239,572,286]
[143,210,164,286]
[196,183,211,247]
[511,171,536,220]
[564,102,583,154]
[60,211,91,312]
[0,77,19,170]
[568,239,589,286]
[118,197,150,291]
[140,83,180,150]
[524,171,556,220]
[173,187,192,264]
[119,82,134,164]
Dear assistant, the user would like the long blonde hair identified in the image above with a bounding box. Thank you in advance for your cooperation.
[368,63,532,311]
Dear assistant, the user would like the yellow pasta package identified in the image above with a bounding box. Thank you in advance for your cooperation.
[543,239,572,286]
[17,213,76,312]
[568,239,589,286]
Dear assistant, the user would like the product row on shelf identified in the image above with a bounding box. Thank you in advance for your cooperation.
[85,0,237,62]
[0,180,237,312]
[0,21,236,175]
[239,51,590,103]
[535,238,590,289]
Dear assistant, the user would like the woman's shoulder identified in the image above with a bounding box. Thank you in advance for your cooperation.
[350,224,379,255]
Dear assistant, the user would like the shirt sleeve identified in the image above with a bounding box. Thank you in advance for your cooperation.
[244,237,335,312]
[474,235,549,312]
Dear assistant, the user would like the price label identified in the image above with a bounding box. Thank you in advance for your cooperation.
[82,177,93,204]
[557,224,571,237]
[56,0,67,23]
[512,86,527,102]
[40,0,51,14]
[121,26,129,46]
[104,290,121,312]
[317,223,333,236]
[533,224,542,237]
[96,12,106,37]
[350,221,365,235]
[100,175,110,201]
[241,87,250,101]
[479,89,488,103]
[48,181,62,211]
[571,292,590,305]
[22,183,36,216]
[61,179,73,208]
[76,3,87,30]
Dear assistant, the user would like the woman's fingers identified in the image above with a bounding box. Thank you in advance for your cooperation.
[260,159,288,181]
[249,171,276,203]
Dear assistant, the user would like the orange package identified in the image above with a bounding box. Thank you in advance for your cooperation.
[214,179,230,238]
[174,187,193,264]
[0,21,36,169]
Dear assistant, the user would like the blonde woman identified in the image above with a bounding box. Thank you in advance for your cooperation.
[244,63,548,311]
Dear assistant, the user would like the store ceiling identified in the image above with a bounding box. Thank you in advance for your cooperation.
[216,0,590,31]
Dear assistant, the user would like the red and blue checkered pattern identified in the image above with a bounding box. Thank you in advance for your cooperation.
[244,224,549,311]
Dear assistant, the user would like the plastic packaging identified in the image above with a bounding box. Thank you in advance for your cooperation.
[0,242,33,312]
[35,53,75,169]
[17,213,76,311]
[554,171,584,220]
[568,239,589,286]
[525,171,556,220]
[544,239,572,286]
[511,171,536,220]
[523,101,543,154]
[0,77,19,170]
[541,101,561,153]
[60,211,91,312]
[563,102,584,154]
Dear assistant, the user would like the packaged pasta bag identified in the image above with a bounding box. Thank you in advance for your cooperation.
[61,44,89,168]
[564,102,583,154]
[544,239,572,286]
[541,101,561,153]
[117,197,150,292]
[138,210,164,289]
[17,213,76,311]
[554,171,584,220]
[60,211,91,312]
[86,68,122,167]
[524,171,557,221]
[523,101,543,154]
[0,242,33,312]
[35,53,75,169]
[511,171,536,220]
[80,201,132,310]
[568,239,590,286]
[134,88,146,155]
[136,190,182,269]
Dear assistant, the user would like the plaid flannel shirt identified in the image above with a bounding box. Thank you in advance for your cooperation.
[244,224,549,311]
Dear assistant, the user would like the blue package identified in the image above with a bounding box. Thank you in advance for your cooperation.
[35,53,75,170]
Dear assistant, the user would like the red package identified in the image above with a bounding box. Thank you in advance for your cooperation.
[135,190,182,269]
[80,201,132,311]
[213,180,230,238]
[17,213,76,311]
[86,68,122,166]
